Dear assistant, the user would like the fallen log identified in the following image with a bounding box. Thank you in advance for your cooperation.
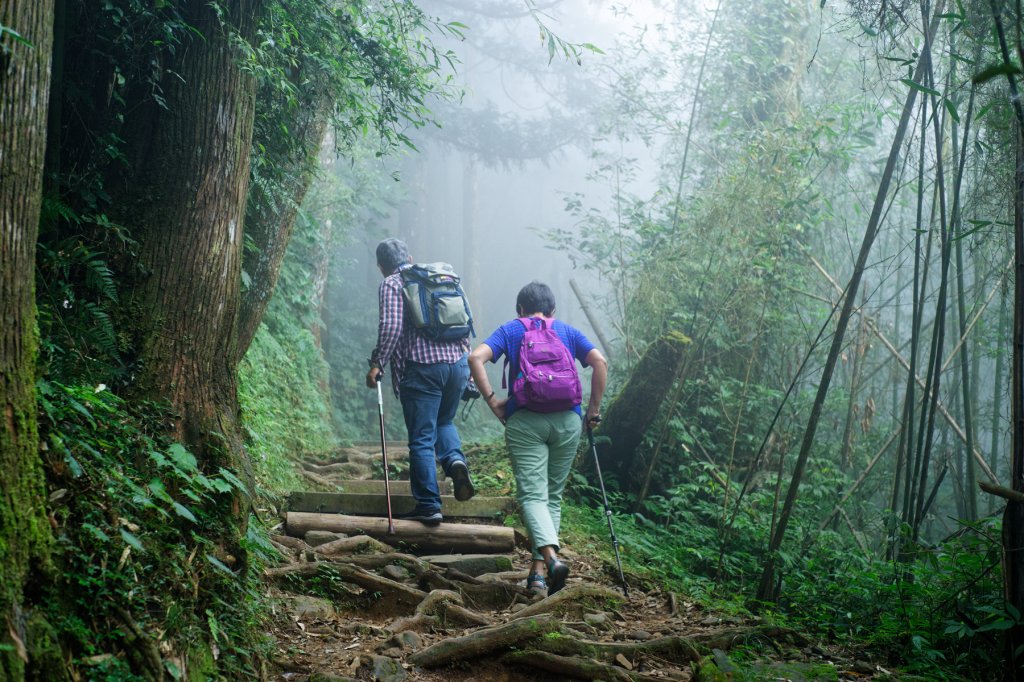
[407,613,560,668]
[288,491,515,519]
[596,332,691,491]
[285,512,515,554]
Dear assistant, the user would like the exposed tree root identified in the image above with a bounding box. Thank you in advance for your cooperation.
[300,470,339,489]
[530,631,705,666]
[418,568,530,609]
[503,650,641,682]
[512,583,624,620]
[314,534,394,555]
[407,614,561,668]
[271,534,311,552]
[265,561,426,614]
[415,589,495,627]
[113,608,165,682]
[388,613,441,634]
[322,551,429,575]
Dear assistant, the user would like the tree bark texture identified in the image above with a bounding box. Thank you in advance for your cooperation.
[0,0,55,678]
[119,0,260,479]
[596,332,690,492]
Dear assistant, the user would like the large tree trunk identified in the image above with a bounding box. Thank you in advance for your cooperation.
[119,0,261,488]
[597,332,691,492]
[0,0,56,678]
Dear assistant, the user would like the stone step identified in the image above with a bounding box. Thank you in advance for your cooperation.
[330,479,451,496]
[348,442,410,458]
[287,491,515,519]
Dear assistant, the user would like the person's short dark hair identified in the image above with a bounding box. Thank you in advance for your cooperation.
[516,281,556,316]
[376,238,410,273]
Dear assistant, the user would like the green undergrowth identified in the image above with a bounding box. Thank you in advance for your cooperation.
[448,436,1001,679]
[37,381,276,680]
[560,454,1001,680]
[239,318,339,495]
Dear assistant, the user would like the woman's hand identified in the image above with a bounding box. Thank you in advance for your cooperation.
[488,396,509,425]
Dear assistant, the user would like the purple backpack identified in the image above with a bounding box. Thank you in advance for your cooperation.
[509,317,581,413]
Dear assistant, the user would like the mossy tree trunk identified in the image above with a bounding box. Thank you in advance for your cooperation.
[596,332,691,494]
[116,0,262,513]
[0,0,56,678]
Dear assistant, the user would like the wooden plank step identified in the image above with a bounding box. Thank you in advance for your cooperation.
[329,479,451,495]
[285,512,514,554]
[287,491,514,519]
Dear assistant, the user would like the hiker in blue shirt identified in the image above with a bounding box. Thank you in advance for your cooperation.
[468,281,608,597]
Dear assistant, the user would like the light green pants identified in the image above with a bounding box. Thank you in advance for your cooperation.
[505,409,582,561]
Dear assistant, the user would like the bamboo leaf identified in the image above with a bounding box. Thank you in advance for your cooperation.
[974,101,997,121]
[972,63,1023,85]
[943,98,960,123]
[900,78,941,97]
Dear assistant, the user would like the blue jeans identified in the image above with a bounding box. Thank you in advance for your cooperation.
[399,356,469,512]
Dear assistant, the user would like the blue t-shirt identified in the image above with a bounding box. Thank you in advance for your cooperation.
[483,317,596,419]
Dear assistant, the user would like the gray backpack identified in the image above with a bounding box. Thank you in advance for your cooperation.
[400,263,474,341]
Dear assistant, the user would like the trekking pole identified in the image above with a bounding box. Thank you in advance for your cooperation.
[587,418,628,596]
[375,373,396,535]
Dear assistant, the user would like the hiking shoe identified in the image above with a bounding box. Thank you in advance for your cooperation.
[396,509,443,525]
[450,460,475,502]
[546,559,569,596]
[526,572,547,598]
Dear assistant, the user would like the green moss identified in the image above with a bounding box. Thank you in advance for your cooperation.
[186,641,216,682]
[239,321,337,494]
[26,613,70,682]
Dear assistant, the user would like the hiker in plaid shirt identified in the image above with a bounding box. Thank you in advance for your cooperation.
[366,238,475,524]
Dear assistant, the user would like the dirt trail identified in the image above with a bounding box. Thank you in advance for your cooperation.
[265,446,883,681]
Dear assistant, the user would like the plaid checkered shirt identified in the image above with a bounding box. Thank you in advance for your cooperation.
[371,265,469,396]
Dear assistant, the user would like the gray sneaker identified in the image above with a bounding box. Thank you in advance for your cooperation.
[450,460,475,501]
[396,509,443,525]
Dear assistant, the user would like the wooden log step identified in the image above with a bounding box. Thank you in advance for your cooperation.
[288,491,515,519]
[328,479,451,495]
[285,512,515,554]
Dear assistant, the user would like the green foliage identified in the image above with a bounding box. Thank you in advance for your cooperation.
[239,316,337,494]
[37,382,275,679]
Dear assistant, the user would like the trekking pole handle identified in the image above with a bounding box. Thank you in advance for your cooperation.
[376,375,384,410]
